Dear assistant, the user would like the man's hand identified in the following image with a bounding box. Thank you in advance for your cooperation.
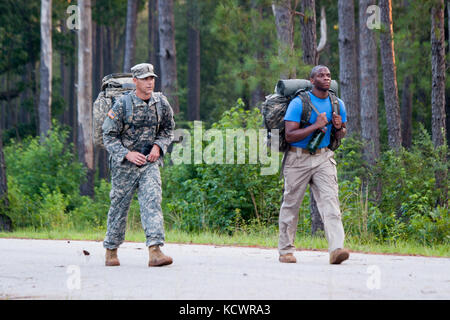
[332,112,342,129]
[126,151,147,166]
[147,144,161,162]
[315,112,328,129]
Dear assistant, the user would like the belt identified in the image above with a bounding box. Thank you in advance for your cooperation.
[289,146,329,155]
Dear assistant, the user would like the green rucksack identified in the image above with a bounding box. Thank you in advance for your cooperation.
[261,79,341,152]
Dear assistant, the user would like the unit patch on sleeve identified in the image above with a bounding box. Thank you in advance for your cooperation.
[108,109,116,120]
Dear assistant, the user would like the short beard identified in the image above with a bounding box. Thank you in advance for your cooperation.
[313,85,329,92]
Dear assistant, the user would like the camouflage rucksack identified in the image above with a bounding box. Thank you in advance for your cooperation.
[261,79,340,152]
[261,93,292,152]
[93,73,135,148]
[93,73,167,149]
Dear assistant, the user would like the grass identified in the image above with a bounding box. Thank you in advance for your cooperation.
[0,226,449,258]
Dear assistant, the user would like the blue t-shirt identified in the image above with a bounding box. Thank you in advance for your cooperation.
[284,92,347,149]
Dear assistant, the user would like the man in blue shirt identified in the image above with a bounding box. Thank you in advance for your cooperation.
[278,65,350,265]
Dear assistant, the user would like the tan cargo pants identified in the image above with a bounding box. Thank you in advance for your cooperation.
[278,147,345,255]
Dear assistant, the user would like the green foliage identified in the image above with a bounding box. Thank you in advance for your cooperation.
[373,125,449,244]
[4,124,85,229]
[4,123,85,200]
[69,179,110,231]
[37,187,71,230]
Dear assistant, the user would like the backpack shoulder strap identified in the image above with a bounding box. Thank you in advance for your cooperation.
[152,92,164,133]
[120,93,134,131]
[328,91,339,115]
[125,93,134,122]
[298,91,321,127]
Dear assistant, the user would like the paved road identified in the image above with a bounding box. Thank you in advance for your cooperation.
[0,238,449,300]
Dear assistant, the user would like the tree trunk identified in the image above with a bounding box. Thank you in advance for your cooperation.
[359,0,381,199]
[338,0,360,137]
[32,62,40,136]
[431,0,447,207]
[399,0,413,149]
[158,0,179,112]
[300,0,317,66]
[77,0,95,197]
[379,0,402,151]
[69,33,77,150]
[359,0,380,165]
[59,20,66,127]
[310,191,324,236]
[187,0,200,121]
[39,0,52,141]
[250,0,265,107]
[272,0,295,79]
[20,65,32,125]
[148,0,161,91]
[104,26,113,75]
[431,0,447,148]
[123,0,138,72]
[400,74,413,148]
[93,22,104,98]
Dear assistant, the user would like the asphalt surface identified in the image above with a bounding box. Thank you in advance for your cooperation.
[0,238,449,300]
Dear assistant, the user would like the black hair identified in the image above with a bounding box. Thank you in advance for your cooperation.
[310,65,330,79]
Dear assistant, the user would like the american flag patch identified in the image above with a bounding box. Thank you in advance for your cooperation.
[108,109,116,120]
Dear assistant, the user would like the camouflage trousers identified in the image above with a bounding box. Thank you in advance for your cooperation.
[103,159,165,249]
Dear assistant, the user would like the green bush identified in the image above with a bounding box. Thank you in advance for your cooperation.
[374,125,449,243]
[4,123,85,201]
[37,187,71,229]
[69,179,111,230]
[4,123,85,229]
[334,125,449,244]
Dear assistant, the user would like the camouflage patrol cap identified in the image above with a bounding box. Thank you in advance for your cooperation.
[131,63,158,79]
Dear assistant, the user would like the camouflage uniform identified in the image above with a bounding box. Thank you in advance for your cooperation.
[102,86,175,250]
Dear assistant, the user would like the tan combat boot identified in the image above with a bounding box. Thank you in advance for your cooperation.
[105,248,120,266]
[329,248,350,264]
[148,245,173,267]
[279,253,297,263]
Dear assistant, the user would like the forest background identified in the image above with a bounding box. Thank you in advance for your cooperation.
[0,0,448,253]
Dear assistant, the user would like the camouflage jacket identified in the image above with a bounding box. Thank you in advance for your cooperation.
[102,90,175,166]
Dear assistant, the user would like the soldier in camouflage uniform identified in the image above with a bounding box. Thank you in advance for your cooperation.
[102,63,175,267]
